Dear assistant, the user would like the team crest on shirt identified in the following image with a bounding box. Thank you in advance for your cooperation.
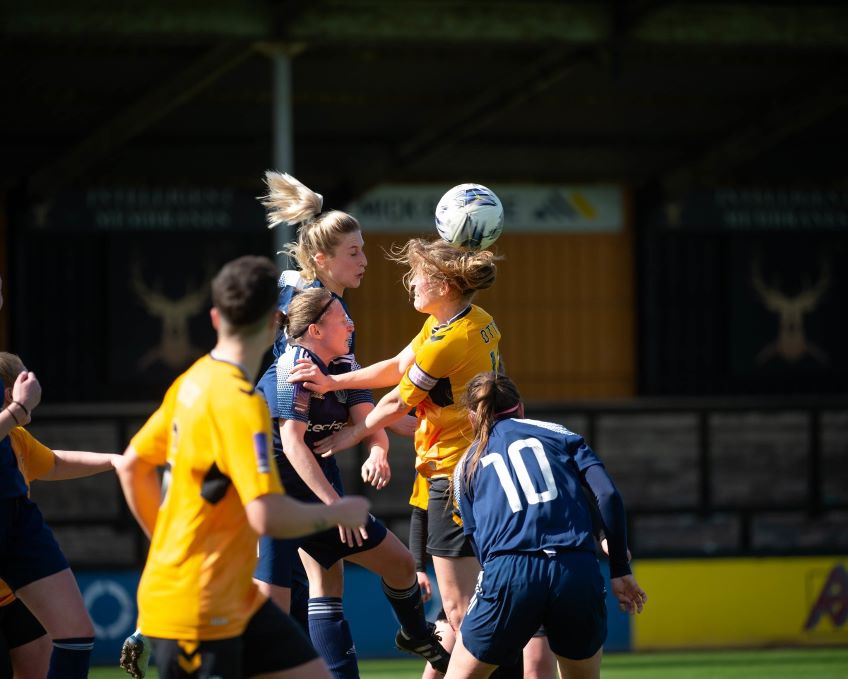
[253,433,270,473]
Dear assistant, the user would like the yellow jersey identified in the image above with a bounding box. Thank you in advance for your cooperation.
[399,304,501,478]
[0,428,56,606]
[132,355,282,641]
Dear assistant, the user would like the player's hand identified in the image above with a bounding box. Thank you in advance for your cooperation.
[610,575,647,615]
[416,571,432,602]
[329,495,370,536]
[119,629,151,679]
[361,451,391,489]
[12,371,41,416]
[315,426,362,457]
[288,359,334,394]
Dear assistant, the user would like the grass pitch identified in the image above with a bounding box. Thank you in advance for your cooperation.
[91,647,848,679]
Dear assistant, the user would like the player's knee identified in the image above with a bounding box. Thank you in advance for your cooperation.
[376,544,416,585]
[77,615,96,638]
[441,600,465,631]
[394,548,416,580]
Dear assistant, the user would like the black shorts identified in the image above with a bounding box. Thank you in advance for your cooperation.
[149,600,319,678]
[0,598,45,649]
[426,478,475,558]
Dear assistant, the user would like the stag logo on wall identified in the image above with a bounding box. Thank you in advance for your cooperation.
[751,258,830,365]
[131,260,212,371]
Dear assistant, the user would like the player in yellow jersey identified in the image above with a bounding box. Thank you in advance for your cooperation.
[116,256,370,679]
[287,238,504,663]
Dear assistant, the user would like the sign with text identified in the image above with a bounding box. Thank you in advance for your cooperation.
[25,187,266,232]
[347,184,625,233]
[655,189,848,231]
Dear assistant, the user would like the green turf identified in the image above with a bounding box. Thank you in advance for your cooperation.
[90,647,848,679]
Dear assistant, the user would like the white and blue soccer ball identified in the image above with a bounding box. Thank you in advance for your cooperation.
[435,183,504,250]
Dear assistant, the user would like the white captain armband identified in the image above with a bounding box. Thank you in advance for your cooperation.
[408,363,437,391]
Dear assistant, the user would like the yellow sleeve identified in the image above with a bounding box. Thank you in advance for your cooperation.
[407,318,433,355]
[399,323,468,408]
[9,428,54,483]
[130,378,180,467]
[214,393,283,505]
[0,579,14,607]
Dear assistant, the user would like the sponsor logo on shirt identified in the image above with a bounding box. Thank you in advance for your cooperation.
[307,421,346,434]
[253,432,270,473]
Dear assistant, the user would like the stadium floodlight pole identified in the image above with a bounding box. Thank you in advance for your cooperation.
[270,44,297,269]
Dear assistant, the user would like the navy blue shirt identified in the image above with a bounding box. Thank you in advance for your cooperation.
[256,344,372,501]
[273,271,356,358]
[454,418,603,565]
[0,436,27,498]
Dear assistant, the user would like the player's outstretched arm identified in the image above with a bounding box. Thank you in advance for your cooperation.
[315,386,410,457]
[289,345,415,393]
[116,447,162,539]
[245,493,370,540]
[387,413,417,437]
[41,450,121,481]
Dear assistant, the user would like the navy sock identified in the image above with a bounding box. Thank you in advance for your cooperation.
[308,597,359,679]
[382,579,429,639]
[48,636,94,679]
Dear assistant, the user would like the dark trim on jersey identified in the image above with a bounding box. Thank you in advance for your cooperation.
[429,304,472,337]
[200,462,231,504]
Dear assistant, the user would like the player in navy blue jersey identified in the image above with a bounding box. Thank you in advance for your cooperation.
[447,372,647,679]
[261,170,400,490]
[253,287,449,678]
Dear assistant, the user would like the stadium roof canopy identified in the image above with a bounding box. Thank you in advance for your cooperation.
[3,1,848,206]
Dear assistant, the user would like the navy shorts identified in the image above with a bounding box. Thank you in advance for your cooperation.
[460,550,606,666]
[150,599,318,678]
[256,453,389,586]
[254,512,387,586]
[426,478,475,558]
[0,497,69,591]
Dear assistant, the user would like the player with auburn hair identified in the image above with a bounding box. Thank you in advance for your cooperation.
[287,238,509,670]
[446,372,647,679]
[117,256,370,679]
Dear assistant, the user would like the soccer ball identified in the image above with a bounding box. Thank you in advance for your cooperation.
[435,183,504,250]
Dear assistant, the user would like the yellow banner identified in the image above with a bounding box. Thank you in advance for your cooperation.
[632,557,848,649]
